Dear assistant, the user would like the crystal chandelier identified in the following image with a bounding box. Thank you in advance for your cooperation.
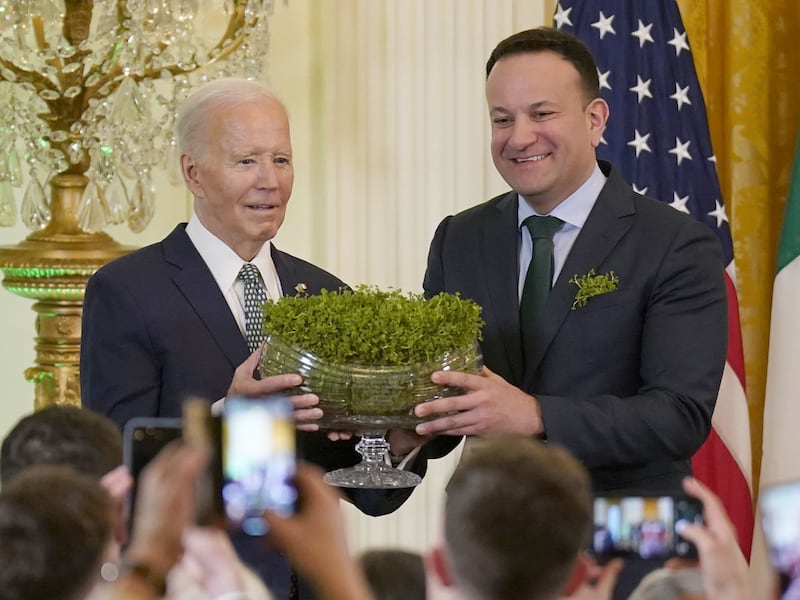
[0,0,274,233]
[0,0,274,408]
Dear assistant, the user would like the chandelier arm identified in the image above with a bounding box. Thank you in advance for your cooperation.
[0,56,59,92]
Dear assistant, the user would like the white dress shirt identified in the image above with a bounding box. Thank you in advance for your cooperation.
[185,214,283,336]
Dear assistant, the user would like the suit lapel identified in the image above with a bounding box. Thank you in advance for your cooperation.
[525,168,636,378]
[482,192,526,383]
[271,246,299,294]
[163,225,249,369]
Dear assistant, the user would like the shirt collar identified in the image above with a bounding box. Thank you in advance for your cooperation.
[185,213,273,293]
[517,162,607,230]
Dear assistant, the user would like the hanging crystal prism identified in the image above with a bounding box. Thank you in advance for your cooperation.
[77,179,108,233]
[93,146,116,183]
[128,175,155,233]
[103,175,129,225]
[0,180,17,226]
[166,138,182,186]
[6,146,23,186]
[20,176,50,230]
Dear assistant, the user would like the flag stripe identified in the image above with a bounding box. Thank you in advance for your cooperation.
[692,428,753,551]
[724,269,746,383]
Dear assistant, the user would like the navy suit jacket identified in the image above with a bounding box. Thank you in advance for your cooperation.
[80,224,414,598]
[423,162,728,494]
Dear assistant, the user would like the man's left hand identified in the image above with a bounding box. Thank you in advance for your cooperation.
[413,366,544,437]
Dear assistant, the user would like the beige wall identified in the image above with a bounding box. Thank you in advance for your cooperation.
[0,0,551,554]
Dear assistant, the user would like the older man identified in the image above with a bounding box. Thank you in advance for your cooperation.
[80,77,412,600]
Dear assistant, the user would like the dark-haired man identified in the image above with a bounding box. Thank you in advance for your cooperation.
[415,26,727,600]
[416,26,726,497]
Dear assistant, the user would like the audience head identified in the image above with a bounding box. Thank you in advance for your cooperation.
[431,436,592,600]
[0,464,115,600]
[359,548,426,600]
[176,77,293,260]
[627,567,707,600]
[1,405,122,484]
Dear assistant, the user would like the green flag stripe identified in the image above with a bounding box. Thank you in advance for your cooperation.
[778,131,800,273]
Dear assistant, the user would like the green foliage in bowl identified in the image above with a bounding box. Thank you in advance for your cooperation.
[258,286,485,427]
[260,285,483,366]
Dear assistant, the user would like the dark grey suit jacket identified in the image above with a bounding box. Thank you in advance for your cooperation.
[423,161,727,494]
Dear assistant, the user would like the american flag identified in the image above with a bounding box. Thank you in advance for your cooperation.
[555,0,753,556]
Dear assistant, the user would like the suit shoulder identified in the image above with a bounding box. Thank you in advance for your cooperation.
[449,191,514,221]
[91,240,167,281]
[633,192,717,239]
[273,249,347,291]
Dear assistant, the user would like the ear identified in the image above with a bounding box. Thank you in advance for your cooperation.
[560,553,592,596]
[586,97,609,148]
[180,152,204,198]
[426,545,454,588]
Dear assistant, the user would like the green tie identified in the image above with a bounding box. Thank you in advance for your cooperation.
[520,215,563,355]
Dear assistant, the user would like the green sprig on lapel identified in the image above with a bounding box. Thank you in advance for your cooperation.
[569,268,619,310]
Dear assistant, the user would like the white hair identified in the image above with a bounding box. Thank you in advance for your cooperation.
[176,77,286,161]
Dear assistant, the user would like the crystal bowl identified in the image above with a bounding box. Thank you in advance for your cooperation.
[259,333,483,431]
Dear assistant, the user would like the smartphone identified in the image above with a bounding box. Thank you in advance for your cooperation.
[221,395,298,536]
[182,398,224,527]
[122,417,183,535]
[590,495,703,560]
[759,480,800,597]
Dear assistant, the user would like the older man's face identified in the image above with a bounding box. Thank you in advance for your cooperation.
[182,97,294,261]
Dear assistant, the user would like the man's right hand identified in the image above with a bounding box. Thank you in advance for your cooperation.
[227,347,323,431]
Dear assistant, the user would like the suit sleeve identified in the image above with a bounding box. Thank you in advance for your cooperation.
[422,216,451,300]
[419,215,465,459]
[80,269,161,429]
[538,219,727,470]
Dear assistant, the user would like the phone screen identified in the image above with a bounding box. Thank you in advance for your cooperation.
[591,495,703,560]
[222,396,298,536]
[122,417,183,535]
[760,480,800,597]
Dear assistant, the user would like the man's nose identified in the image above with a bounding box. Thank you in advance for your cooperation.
[257,162,279,188]
[507,118,539,150]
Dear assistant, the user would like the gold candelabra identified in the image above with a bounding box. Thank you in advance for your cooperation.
[0,0,274,408]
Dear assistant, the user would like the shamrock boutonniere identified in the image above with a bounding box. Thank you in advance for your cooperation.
[569,268,619,310]
[294,282,308,296]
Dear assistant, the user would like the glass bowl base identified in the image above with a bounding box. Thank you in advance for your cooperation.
[323,462,422,489]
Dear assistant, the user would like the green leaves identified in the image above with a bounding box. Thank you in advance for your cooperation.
[569,268,619,309]
[261,285,484,366]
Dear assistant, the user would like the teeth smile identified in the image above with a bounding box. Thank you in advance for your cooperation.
[515,154,548,163]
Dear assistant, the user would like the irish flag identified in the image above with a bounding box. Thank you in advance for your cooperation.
[752,131,800,594]
[762,134,800,504]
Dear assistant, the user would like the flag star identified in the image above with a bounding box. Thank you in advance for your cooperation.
[598,68,612,91]
[668,28,690,57]
[631,20,654,47]
[668,136,692,165]
[670,192,690,214]
[591,11,616,39]
[554,3,573,29]
[629,75,653,103]
[708,155,717,163]
[670,82,692,111]
[632,183,648,196]
[627,129,652,157]
[708,199,728,227]
[600,133,608,145]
